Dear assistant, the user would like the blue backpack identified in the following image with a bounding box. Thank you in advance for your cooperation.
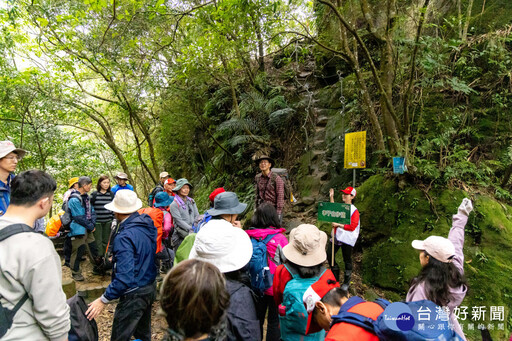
[192,213,212,233]
[331,297,464,341]
[279,266,326,341]
[248,233,278,296]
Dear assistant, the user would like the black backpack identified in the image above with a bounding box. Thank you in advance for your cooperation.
[147,184,164,207]
[67,292,99,341]
[0,224,35,337]
[60,193,83,231]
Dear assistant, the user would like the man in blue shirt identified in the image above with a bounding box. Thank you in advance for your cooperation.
[0,141,26,216]
[85,190,156,341]
[111,172,134,195]
[68,176,97,281]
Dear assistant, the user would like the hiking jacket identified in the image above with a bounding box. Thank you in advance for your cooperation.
[0,217,70,340]
[255,171,285,214]
[325,298,383,341]
[225,278,261,341]
[334,204,360,247]
[102,212,157,302]
[406,213,468,340]
[273,263,295,306]
[174,233,196,265]
[68,192,96,237]
[0,173,14,216]
[156,207,173,240]
[245,227,289,296]
[169,196,199,238]
[111,183,134,195]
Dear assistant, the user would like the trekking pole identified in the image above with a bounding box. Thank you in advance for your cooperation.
[331,233,335,267]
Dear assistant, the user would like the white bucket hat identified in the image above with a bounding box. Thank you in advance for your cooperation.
[189,220,253,273]
[412,236,455,263]
[104,190,142,214]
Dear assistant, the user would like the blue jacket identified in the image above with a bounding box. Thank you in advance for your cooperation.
[104,212,157,301]
[68,192,96,237]
[0,173,14,216]
[111,184,134,195]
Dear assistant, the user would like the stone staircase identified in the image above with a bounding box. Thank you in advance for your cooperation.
[285,84,335,229]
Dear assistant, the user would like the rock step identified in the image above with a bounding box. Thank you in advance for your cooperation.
[316,115,329,127]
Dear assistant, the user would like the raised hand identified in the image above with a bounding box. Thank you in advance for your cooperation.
[458,198,473,216]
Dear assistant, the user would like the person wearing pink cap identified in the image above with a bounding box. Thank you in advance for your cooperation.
[407,198,473,341]
[326,186,360,290]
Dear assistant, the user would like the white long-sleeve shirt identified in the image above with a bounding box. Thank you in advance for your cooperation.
[0,217,70,340]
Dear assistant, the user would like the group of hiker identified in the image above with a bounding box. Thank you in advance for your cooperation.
[0,140,479,341]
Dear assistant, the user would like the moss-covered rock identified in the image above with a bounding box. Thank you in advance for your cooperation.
[356,174,512,340]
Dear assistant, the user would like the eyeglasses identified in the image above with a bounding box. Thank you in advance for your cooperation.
[3,155,22,161]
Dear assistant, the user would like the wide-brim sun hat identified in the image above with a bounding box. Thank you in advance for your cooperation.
[189,221,253,273]
[206,192,247,216]
[173,178,193,192]
[154,192,172,208]
[255,155,275,167]
[283,224,327,267]
[159,171,169,178]
[104,190,142,214]
[412,236,455,263]
[68,177,79,189]
[114,172,129,180]
[0,140,26,159]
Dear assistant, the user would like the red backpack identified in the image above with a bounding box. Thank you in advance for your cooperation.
[138,207,163,253]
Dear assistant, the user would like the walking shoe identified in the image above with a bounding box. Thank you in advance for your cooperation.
[72,273,84,281]
[63,262,70,268]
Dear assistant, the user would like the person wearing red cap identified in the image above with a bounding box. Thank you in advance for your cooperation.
[303,270,383,341]
[326,186,360,290]
[163,178,177,197]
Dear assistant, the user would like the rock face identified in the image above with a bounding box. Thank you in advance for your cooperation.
[353,174,512,341]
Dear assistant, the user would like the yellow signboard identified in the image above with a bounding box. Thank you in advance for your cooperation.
[344,131,366,169]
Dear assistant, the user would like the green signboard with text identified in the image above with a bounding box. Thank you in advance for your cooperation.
[318,202,351,224]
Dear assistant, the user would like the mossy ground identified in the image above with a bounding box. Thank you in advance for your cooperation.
[328,174,512,340]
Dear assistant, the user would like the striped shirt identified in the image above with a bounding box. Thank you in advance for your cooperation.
[90,191,114,222]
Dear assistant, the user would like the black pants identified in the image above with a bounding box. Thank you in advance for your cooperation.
[111,283,156,341]
[155,247,174,272]
[326,242,353,281]
[64,236,72,263]
[255,294,280,341]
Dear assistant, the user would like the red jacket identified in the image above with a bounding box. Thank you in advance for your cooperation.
[325,301,383,341]
[273,264,293,306]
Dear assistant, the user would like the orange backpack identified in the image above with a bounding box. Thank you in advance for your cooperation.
[45,211,65,237]
[138,207,163,253]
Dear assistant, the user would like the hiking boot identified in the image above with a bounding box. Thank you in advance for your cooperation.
[63,262,70,268]
[72,272,84,281]
[92,266,105,276]
[341,270,352,291]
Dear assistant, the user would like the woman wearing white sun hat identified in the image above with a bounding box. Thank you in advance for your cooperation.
[190,191,260,341]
